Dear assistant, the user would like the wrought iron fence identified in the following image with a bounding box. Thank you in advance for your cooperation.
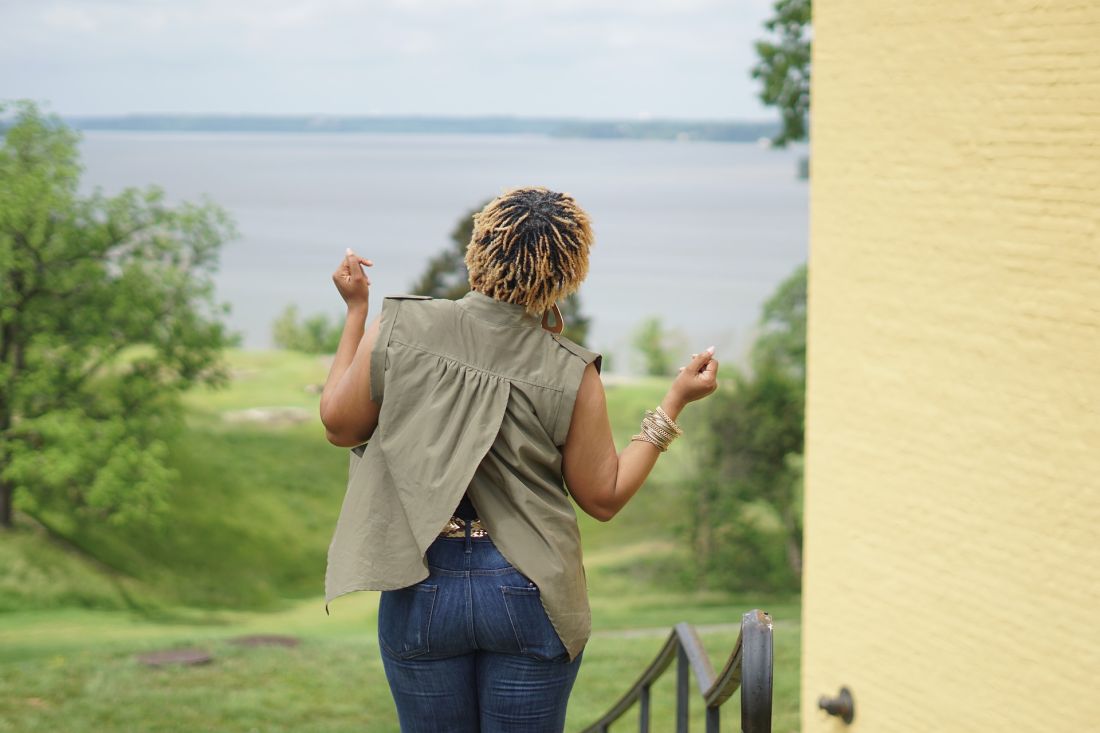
[578,609,773,733]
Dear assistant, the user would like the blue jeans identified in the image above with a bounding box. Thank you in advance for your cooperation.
[377,523,584,732]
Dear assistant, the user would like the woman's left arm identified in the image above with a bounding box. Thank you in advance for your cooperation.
[319,249,381,447]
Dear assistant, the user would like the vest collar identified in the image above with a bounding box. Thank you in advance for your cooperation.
[457,289,543,328]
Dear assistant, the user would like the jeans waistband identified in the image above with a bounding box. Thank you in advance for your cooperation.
[426,531,514,572]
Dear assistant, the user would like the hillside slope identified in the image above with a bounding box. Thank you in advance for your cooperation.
[0,349,697,614]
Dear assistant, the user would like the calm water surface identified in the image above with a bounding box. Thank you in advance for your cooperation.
[78,132,808,373]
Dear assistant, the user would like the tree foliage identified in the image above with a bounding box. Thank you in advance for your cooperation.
[684,263,807,591]
[630,315,688,377]
[751,263,807,384]
[410,201,593,346]
[271,303,342,354]
[0,100,239,530]
[751,0,812,147]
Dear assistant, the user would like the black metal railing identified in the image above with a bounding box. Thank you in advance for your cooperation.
[578,609,773,733]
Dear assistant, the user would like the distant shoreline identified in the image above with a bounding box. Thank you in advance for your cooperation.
[62,114,780,143]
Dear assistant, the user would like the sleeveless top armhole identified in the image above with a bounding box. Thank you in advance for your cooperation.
[368,296,405,405]
[551,335,603,447]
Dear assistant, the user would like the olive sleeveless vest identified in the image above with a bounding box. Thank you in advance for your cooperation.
[323,289,602,662]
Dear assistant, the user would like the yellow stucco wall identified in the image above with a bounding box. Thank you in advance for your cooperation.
[802,3,1100,731]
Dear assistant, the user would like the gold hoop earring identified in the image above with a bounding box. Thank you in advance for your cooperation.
[542,303,564,334]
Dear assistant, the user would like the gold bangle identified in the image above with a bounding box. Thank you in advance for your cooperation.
[630,406,683,452]
[629,429,668,451]
[655,405,684,435]
[630,432,669,452]
[632,411,665,451]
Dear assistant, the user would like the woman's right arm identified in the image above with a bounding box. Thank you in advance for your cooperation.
[561,349,719,522]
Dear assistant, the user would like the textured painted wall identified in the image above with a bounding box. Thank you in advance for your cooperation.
[802,3,1100,732]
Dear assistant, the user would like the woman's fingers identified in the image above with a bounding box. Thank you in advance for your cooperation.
[684,346,715,373]
[342,249,373,283]
[333,249,374,304]
[344,248,373,267]
[678,348,715,373]
[351,253,374,267]
[670,348,720,403]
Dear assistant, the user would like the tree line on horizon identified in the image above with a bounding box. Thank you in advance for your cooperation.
[59,114,781,144]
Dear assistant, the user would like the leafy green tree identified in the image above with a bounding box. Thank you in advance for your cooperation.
[751,263,806,384]
[751,0,812,147]
[0,100,239,531]
[630,316,687,377]
[272,304,342,354]
[410,201,593,346]
[684,263,807,590]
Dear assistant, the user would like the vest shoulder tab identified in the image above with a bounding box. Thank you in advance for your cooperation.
[551,333,603,373]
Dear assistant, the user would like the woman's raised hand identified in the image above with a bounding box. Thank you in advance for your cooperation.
[332,247,373,309]
[668,347,719,405]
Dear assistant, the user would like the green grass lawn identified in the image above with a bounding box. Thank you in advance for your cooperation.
[0,599,800,732]
[0,348,801,732]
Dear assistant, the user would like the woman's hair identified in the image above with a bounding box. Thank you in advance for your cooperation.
[465,186,593,317]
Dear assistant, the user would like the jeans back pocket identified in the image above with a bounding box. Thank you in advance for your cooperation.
[378,584,438,659]
[500,584,568,661]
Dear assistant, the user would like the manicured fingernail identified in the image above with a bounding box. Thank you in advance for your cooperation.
[346,247,353,255]
[706,346,715,354]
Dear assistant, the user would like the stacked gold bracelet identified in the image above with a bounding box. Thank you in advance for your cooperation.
[630,405,684,452]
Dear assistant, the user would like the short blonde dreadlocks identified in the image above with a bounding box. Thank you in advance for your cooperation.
[465,186,593,318]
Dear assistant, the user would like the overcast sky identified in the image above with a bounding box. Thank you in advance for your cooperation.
[1,0,778,119]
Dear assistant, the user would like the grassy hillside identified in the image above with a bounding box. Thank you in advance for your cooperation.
[0,348,707,613]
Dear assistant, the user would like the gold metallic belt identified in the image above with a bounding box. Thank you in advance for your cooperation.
[438,516,489,538]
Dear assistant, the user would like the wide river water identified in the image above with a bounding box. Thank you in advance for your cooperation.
[78,132,808,374]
